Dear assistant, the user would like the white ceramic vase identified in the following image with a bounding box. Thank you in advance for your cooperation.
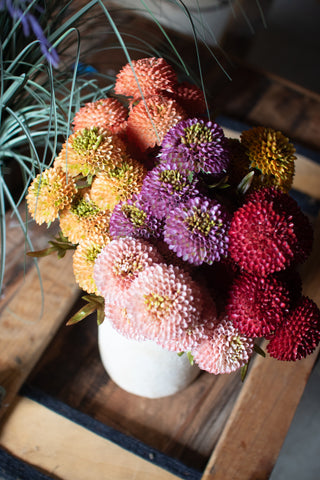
[98,318,200,399]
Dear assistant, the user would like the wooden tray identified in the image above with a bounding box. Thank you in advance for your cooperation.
[0,61,320,479]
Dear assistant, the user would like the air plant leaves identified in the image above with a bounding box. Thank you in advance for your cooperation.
[66,294,105,326]
[27,232,76,259]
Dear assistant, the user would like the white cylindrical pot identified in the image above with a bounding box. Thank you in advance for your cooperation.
[98,318,200,399]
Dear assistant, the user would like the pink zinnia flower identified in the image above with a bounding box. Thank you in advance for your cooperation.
[93,237,163,305]
[267,296,320,361]
[127,264,204,351]
[192,316,254,374]
[104,302,146,342]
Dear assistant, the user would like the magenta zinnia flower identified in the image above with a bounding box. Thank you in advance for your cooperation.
[228,187,313,276]
[164,196,230,266]
[160,118,230,176]
[109,193,163,240]
[267,296,320,361]
[140,162,199,219]
[94,237,163,304]
[192,316,254,374]
[127,264,205,351]
[226,273,290,337]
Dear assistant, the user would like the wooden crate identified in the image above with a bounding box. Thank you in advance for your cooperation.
[0,30,320,480]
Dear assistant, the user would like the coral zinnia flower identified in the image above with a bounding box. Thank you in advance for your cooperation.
[27,166,77,225]
[173,82,206,116]
[72,98,128,135]
[109,193,163,240]
[55,127,128,177]
[127,95,187,151]
[192,316,254,374]
[59,192,111,244]
[114,57,178,101]
[90,158,147,211]
[127,264,204,351]
[267,296,320,361]
[73,235,110,294]
[93,237,163,304]
[104,302,146,341]
[240,126,296,192]
[160,118,230,176]
[226,273,290,337]
[228,187,313,276]
[140,162,199,219]
[164,196,231,266]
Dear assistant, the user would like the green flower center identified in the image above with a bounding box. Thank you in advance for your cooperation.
[122,204,146,227]
[86,244,102,263]
[144,292,172,318]
[230,335,245,361]
[181,124,212,145]
[186,208,219,236]
[109,162,131,179]
[71,197,100,218]
[159,169,186,191]
[72,127,103,155]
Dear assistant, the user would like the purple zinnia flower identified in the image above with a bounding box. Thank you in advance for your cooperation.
[164,196,231,266]
[109,193,163,240]
[140,162,199,219]
[160,118,230,176]
[1,0,59,67]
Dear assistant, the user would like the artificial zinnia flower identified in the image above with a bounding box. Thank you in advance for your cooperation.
[73,235,110,294]
[72,98,127,135]
[267,296,320,361]
[192,316,254,374]
[93,237,163,304]
[59,191,111,244]
[27,166,77,225]
[104,302,146,341]
[228,187,313,276]
[109,193,163,240]
[164,196,230,266]
[160,118,230,176]
[240,126,296,192]
[140,162,199,219]
[126,95,187,151]
[127,263,205,352]
[114,57,178,101]
[226,273,290,337]
[55,127,128,177]
[90,158,147,211]
[173,82,206,116]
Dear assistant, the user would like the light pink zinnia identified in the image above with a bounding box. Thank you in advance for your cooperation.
[127,264,204,351]
[104,302,146,342]
[93,237,163,305]
[192,316,254,374]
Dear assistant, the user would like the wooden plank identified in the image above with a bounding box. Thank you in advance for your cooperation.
[0,395,180,480]
[0,251,80,422]
[202,213,320,480]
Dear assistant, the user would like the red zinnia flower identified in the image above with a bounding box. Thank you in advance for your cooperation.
[226,273,290,337]
[267,296,320,361]
[228,187,313,276]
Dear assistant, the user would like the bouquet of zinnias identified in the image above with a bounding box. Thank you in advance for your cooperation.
[27,57,320,376]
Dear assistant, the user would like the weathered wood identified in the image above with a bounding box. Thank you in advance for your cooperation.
[0,250,80,422]
[0,395,180,480]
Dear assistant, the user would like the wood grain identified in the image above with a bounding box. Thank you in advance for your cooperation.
[0,250,80,422]
[0,395,180,480]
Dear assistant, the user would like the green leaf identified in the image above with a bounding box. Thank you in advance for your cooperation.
[66,294,105,326]
[240,363,249,382]
[254,344,266,357]
[187,352,194,366]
